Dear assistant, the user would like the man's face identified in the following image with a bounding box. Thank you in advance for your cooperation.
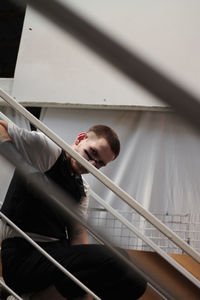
[71,132,115,175]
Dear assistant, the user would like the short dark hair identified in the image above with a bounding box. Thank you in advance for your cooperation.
[88,124,120,159]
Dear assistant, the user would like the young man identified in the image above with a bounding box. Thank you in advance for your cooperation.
[0,120,147,300]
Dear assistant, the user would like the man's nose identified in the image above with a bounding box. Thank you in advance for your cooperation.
[89,159,96,166]
[89,159,100,168]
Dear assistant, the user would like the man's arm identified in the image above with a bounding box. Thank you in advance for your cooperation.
[0,120,62,172]
[68,221,88,245]
[0,121,11,143]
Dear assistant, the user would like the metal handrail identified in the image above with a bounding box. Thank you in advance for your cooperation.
[1,88,200,267]
[0,0,199,296]
[0,106,199,300]
[0,135,167,298]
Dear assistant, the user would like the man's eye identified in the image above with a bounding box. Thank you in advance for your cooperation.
[91,149,97,156]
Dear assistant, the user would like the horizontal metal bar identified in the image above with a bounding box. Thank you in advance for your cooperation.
[1,88,200,266]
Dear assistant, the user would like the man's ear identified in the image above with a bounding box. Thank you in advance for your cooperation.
[75,132,88,145]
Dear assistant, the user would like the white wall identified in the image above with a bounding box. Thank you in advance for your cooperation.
[7,0,200,108]
[0,79,13,95]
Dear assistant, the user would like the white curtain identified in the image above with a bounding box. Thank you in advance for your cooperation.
[40,108,200,215]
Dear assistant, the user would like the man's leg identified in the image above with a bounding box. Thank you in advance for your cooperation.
[30,286,66,300]
[54,244,147,299]
[30,286,93,300]
[2,239,146,299]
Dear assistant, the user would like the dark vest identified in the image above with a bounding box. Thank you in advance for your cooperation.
[1,150,85,239]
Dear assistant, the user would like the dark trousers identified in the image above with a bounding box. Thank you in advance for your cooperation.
[1,238,147,299]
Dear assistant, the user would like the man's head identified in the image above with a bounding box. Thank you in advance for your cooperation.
[71,124,120,175]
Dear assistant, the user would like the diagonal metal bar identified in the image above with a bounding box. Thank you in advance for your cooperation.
[11,0,200,132]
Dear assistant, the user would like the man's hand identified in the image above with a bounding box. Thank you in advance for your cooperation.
[0,120,8,130]
[0,121,11,143]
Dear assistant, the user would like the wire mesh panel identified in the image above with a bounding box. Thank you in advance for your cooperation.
[88,207,200,254]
